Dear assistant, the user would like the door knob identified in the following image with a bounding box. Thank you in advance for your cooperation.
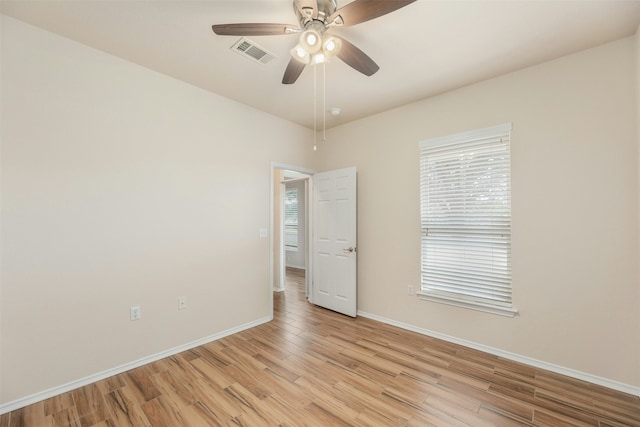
[343,247,356,253]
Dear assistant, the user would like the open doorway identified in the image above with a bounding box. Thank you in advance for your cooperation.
[278,169,311,294]
[270,163,314,316]
[270,164,358,318]
[282,176,307,288]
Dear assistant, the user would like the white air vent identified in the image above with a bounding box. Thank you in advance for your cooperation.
[231,38,276,64]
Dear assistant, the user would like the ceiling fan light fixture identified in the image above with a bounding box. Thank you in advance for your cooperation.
[324,39,336,52]
[300,29,322,53]
[322,35,342,61]
[313,52,326,64]
[291,44,311,64]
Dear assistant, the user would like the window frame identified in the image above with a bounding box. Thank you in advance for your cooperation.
[418,123,517,317]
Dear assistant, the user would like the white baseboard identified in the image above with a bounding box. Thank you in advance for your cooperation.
[0,315,272,415]
[357,310,640,397]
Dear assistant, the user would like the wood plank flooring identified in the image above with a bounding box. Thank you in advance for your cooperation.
[2,267,639,426]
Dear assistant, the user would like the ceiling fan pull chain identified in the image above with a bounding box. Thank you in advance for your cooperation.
[313,62,317,151]
[322,61,327,144]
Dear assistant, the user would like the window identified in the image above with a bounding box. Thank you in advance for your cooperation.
[284,186,299,251]
[419,123,516,317]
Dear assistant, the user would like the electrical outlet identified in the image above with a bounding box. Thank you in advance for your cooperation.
[407,285,415,296]
[130,305,141,321]
[178,296,187,310]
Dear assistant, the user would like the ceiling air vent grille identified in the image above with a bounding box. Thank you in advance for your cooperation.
[231,38,275,64]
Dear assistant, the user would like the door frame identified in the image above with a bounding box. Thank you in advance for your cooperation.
[269,162,315,317]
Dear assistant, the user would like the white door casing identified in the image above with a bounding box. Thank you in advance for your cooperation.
[312,167,357,317]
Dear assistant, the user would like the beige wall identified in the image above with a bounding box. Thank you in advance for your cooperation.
[316,36,640,387]
[0,15,313,403]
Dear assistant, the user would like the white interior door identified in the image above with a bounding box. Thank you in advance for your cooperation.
[312,167,357,317]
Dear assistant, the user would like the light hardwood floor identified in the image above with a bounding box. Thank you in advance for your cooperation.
[2,267,639,426]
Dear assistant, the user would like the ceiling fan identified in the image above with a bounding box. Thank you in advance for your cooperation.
[212,0,416,84]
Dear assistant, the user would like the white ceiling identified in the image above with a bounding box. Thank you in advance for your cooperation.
[2,0,640,129]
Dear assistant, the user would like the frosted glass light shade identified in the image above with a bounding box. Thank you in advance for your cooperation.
[322,35,342,61]
[291,44,310,64]
[300,29,322,54]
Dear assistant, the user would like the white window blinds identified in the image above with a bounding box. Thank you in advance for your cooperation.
[284,187,299,251]
[419,123,516,317]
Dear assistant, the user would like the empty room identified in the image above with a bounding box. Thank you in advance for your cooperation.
[1,0,639,425]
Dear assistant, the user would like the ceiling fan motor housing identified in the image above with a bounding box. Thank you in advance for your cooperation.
[294,0,338,29]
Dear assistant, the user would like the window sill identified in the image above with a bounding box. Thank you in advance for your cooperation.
[417,292,518,318]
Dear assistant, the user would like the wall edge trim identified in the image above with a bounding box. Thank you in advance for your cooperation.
[357,310,640,397]
[0,315,272,414]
